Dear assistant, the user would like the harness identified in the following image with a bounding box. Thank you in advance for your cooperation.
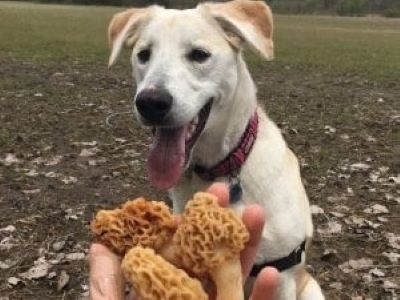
[250,241,306,276]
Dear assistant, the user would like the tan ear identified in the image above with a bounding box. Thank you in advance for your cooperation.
[107,7,155,67]
[200,0,274,60]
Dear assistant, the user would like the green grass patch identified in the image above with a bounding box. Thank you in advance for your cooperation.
[0,2,399,79]
[271,14,400,79]
[0,1,120,63]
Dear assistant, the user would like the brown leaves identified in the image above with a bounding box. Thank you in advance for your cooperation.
[19,257,50,280]
[339,258,373,273]
[317,221,342,235]
[385,233,400,250]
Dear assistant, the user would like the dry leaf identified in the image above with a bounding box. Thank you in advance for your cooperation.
[329,282,343,290]
[0,225,16,233]
[348,258,373,270]
[363,204,389,214]
[388,175,400,185]
[61,176,78,185]
[344,216,365,227]
[25,169,39,177]
[377,216,388,223]
[114,138,127,143]
[310,205,324,215]
[7,277,21,286]
[1,154,20,166]
[382,252,400,263]
[324,125,336,133]
[369,268,385,277]
[19,257,50,280]
[0,237,17,251]
[52,241,65,252]
[0,261,11,270]
[44,155,63,166]
[317,221,342,235]
[340,258,373,273]
[66,252,85,261]
[22,189,41,195]
[57,270,70,291]
[45,171,60,178]
[383,280,399,291]
[79,147,100,157]
[72,141,97,147]
[364,134,377,142]
[364,220,381,229]
[327,195,348,202]
[385,233,400,250]
[350,163,371,172]
[385,193,400,204]
[330,212,345,218]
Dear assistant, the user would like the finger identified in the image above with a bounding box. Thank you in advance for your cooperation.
[173,215,182,225]
[240,204,266,279]
[89,243,125,300]
[250,267,279,300]
[207,182,229,207]
[127,290,137,300]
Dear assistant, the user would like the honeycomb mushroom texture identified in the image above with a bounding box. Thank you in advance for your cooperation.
[122,246,208,300]
[174,192,249,276]
[90,198,176,255]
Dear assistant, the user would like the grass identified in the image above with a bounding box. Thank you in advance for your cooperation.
[0,1,120,63]
[0,1,399,79]
[272,14,400,79]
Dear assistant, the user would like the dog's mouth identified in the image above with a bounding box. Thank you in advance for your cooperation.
[147,100,212,190]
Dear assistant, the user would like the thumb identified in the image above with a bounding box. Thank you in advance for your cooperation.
[89,243,125,300]
[250,267,279,300]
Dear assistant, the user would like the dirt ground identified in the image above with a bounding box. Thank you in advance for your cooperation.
[0,58,398,299]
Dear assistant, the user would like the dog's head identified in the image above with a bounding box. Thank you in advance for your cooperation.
[108,0,273,190]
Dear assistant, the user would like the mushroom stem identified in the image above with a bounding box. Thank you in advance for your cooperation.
[210,257,244,300]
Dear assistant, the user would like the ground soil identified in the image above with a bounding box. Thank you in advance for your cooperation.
[0,59,399,299]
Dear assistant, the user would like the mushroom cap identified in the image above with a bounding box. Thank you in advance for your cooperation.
[122,246,207,300]
[90,198,176,255]
[173,192,249,276]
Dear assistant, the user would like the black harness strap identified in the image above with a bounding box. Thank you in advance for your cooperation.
[250,240,306,276]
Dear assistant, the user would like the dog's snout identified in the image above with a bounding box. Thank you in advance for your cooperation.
[135,88,173,122]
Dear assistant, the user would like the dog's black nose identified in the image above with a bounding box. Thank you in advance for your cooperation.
[135,88,173,122]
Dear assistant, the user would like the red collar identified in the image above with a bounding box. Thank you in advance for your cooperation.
[194,111,259,181]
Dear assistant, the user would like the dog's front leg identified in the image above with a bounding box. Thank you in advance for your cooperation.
[277,268,297,300]
[244,270,296,300]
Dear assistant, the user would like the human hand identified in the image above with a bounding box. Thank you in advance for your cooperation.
[89,183,279,300]
[206,183,279,300]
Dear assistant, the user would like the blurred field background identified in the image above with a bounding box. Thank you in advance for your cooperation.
[1,1,400,78]
[7,0,400,16]
[0,1,399,299]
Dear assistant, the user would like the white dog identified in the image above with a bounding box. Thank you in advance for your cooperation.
[108,0,324,299]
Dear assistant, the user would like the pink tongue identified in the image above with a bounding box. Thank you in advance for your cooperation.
[147,127,186,190]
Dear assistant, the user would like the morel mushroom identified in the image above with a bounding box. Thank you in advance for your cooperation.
[90,198,176,256]
[122,246,207,300]
[173,192,249,300]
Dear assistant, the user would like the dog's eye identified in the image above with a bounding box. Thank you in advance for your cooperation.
[187,48,211,63]
[137,49,151,63]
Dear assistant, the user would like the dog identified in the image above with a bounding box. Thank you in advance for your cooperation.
[107,0,324,299]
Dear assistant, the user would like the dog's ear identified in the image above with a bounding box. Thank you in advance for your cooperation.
[108,8,155,67]
[200,0,274,60]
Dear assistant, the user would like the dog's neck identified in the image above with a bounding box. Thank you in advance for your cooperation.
[190,55,258,170]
